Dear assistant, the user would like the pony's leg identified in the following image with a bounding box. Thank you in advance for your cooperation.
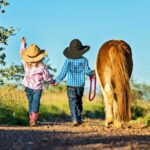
[113,99,122,128]
[95,65,114,127]
[103,83,114,127]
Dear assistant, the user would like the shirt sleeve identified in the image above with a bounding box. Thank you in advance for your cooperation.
[43,66,53,83]
[85,58,94,76]
[55,59,69,84]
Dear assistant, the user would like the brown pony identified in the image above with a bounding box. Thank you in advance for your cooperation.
[96,40,133,128]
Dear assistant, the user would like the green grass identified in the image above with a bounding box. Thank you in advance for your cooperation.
[0,105,28,125]
[0,85,150,126]
[144,112,150,127]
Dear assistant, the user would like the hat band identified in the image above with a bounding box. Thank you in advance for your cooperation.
[69,47,82,51]
[27,53,40,58]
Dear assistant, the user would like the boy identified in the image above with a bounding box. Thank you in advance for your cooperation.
[53,39,95,126]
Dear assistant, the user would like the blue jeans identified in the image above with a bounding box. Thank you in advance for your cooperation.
[25,87,42,115]
[67,86,84,122]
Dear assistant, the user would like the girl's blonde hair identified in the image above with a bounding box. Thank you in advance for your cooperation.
[26,60,42,68]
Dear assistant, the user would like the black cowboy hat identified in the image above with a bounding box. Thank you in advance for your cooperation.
[63,39,90,59]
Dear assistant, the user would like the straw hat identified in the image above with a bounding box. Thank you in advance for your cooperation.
[21,44,47,62]
[63,39,90,59]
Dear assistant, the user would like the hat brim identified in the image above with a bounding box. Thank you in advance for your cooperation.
[63,45,90,59]
[21,50,47,62]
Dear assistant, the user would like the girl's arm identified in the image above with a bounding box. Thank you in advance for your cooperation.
[20,37,27,55]
[43,66,54,84]
[20,37,27,66]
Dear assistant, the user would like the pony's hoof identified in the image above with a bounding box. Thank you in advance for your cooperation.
[105,117,113,127]
[114,121,122,128]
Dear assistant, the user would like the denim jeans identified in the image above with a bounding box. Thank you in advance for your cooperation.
[25,87,42,115]
[67,86,84,122]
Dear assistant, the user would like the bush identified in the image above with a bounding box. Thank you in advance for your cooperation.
[144,112,150,127]
[131,105,145,120]
[0,105,28,125]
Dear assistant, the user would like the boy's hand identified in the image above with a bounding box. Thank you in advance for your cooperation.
[50,80,59,86]
[91,70,95,76]
[91,75,96,79]
[90,70,96,79]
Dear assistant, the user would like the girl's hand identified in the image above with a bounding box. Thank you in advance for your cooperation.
[52,83,59,86]
[21,37,26,43]
[50,80,59,86]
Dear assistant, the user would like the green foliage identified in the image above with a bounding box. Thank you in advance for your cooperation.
[130,78,150,101]
[0,1,56,85]
[144,112,150,127]
[83,105,105,119]
[131,105,145,120]
[0,105,28,125]
[0,64,24,84]
[0,1,16,84]
[39,104,70,122]
[0,0,9,14]
[0,27,15,66]
[0,58,56,85]
[0,1,15,65]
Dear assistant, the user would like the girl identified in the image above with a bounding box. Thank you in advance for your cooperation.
[21,40,53,126]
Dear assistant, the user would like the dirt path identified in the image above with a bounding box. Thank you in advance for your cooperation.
[0,119,150,150]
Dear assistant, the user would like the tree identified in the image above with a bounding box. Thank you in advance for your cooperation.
[0,1,16,84]
[0,1,55,85]
[0,0,15,66]
[0,0,9,13]
[0,58,56,85]
[130,78,150,101]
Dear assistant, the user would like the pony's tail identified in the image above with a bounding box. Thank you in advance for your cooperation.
[109,46,131,121]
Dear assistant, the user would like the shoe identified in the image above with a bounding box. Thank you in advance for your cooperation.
[29,112,38,126]
[78,120,82,125]
[30,120,36,126]
[72,120,79,127]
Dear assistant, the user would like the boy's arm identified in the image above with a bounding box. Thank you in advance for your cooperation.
[55,59,69,84]
[85,59,95,76]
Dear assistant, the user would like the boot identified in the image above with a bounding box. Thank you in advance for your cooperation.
[30,112,38,126]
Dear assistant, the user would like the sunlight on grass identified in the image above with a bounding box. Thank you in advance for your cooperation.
[0,85,104,125]
[0,85,150,126]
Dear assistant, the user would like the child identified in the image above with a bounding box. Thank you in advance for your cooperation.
[21,39,53,126]
[53,39,95,126]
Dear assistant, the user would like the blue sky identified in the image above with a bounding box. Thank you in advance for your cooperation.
[1,0,150,84]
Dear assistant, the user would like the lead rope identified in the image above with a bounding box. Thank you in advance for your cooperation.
[88,75,96,101]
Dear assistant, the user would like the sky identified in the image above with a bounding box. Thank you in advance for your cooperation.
[1,0,150,85]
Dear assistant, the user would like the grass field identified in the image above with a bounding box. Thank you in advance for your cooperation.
[0,84,150,126]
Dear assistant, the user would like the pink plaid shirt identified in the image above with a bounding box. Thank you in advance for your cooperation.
[21,42,53,90]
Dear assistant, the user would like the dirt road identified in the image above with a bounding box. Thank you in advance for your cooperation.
[0,119,150,150]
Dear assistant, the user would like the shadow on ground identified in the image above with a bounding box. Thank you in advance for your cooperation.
[0,128,149,149]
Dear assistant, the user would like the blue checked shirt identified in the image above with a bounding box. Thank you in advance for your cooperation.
[55,57,94,87]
